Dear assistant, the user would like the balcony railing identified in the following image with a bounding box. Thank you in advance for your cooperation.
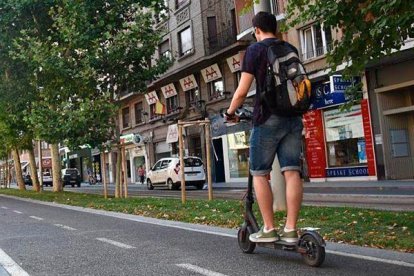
[206,27,237,55]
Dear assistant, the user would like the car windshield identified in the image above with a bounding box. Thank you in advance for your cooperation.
[183,158,203,167]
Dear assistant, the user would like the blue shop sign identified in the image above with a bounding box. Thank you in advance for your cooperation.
[310,75,360,109]
[326,167,369,177]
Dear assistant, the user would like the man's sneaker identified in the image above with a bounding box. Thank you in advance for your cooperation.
[278,228,299,243]
[249,227,279,243]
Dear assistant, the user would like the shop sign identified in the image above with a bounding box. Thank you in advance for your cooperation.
[361,99,376,176]
[226,54,241,73]
[166,124,179,144]
[145,91,159,105]
[120,134,143,145]
[179,74,198,92]
[310,75,360,109]
[303,110,326,178]
[326,167,369,177]
[161,83,177,98]
[42,158,52,168]
[201,64,222,83]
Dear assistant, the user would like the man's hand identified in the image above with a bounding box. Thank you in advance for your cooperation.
[223,111,239,123]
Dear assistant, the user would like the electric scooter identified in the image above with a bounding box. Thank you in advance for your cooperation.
[237,172,326,267]
[224,107,326,267]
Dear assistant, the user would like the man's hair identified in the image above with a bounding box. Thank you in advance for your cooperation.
[252,12,277,34]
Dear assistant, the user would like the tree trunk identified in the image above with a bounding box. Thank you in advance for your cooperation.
[28,145,40,192]
[11,148,26,191]
[50,143,62,192]
[115,146,121,198]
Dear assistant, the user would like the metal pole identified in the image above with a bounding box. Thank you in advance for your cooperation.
[205,120,213,201]
[38,140,43,191]
[102,151,108,199]
[178,121,186,204]
[121,145,128,198]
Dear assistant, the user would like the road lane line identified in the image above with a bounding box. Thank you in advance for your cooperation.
[53,224,77,231]
[29,216,44,221]
[326,250,414,268]
[176,264,228,276]
[0,248,30,276]
[0,207,8,209]
[96,238,135,249]
[13,210,22,214]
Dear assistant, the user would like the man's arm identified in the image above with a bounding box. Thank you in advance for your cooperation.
[226,72,254,115]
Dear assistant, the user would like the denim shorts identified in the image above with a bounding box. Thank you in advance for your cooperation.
[249,115,303,176]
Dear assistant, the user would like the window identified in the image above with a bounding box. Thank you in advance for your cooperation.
[227,131,251,178]
[301,22,332,60]
[186,88,199,107]
[178,27,193,56]
[166,95,179,114]
[156,0,169,23]
[134,102,143,125]
[175,0,188,9]
[122,107,130,129]
[324,105,366,167]
[149,104,157,120]
[207,16,218,48]
[270,0,280,15]
[159,39,172,59]
[208,79,224,100]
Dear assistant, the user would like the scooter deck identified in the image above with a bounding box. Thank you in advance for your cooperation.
[257,240,298,251]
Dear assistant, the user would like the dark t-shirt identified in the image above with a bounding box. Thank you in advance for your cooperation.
[241,38,277,125]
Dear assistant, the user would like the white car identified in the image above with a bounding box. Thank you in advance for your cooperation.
[146,157,206,190]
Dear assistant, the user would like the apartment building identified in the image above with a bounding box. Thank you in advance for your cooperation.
[107,0,251,184]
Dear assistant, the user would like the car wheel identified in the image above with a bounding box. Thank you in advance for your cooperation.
[196,183,204,190]
[77,183,81,187]
[147,179,154,190]
[167,178,176,190]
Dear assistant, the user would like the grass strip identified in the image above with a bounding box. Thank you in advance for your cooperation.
[0,189,412,253]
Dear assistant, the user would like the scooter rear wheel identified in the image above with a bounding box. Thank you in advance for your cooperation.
[237,225,256,254]
[300,234,325,267]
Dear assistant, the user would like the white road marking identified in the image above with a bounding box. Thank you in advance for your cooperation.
[2,195,414,268]
[96,238,135,249]
[29,216,44,221]
[53,224,77,231]
[0,248,30,276]
[13,210,22,214]
[176,263,228,276]
[326,250,414,268]
[0,206,8,209]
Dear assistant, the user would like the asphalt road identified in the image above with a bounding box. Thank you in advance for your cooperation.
[1,196,413,276]
[37,183,414,211]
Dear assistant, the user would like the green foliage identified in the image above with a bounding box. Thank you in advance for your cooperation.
[285,0,414,102]
[0,0,171,150]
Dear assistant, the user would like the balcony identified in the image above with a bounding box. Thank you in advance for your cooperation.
[302,44,332,61]
[206,27,237,55]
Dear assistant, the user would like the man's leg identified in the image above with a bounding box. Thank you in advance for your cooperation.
[253,175,274,230]
[284,170,303,230]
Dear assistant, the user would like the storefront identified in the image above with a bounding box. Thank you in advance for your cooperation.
[303,75,377,181]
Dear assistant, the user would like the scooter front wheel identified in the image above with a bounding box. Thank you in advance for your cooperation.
[237,224,256,254]
[300,233,325,267]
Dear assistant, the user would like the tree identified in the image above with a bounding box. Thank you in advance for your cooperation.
[8,0,171,193]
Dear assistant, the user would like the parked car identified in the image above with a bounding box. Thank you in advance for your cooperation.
[42,171,53,187]
[61,168,81,187]
[23,174,32,186]
[146,157,206,190]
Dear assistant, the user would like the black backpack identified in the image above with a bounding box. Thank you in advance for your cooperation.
[260,40,313,116]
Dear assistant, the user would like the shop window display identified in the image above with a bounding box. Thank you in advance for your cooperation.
[227,131,250,178]
[324,105,367,167]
